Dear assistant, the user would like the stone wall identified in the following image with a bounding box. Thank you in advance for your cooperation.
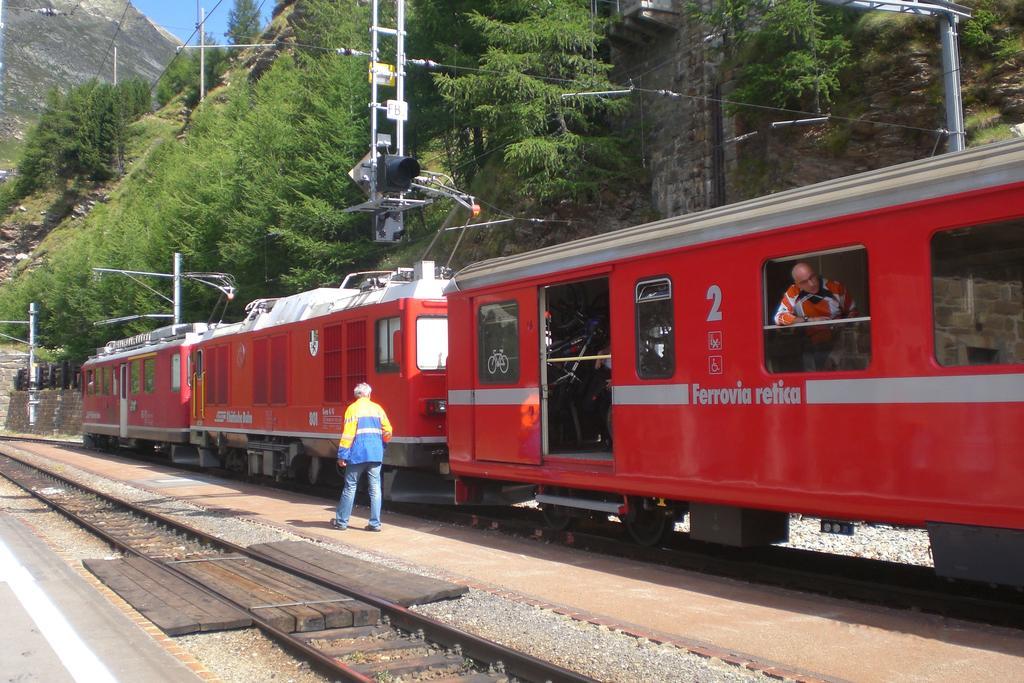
[0,351,28,426]
[934,275,1024,366]
[4,389,82,436]
[609,0,735,218]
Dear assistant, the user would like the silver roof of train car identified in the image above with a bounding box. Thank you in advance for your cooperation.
[200,261,448,341]
[448,139,1024,293]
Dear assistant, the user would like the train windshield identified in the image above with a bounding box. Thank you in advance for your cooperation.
[417,316,448,370]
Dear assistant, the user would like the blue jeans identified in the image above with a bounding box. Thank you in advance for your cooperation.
[335,461,382,529]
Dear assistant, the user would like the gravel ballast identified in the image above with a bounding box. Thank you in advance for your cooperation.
[2,442,934,681]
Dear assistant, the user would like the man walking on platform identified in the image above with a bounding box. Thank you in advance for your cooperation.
[332,382,392,531]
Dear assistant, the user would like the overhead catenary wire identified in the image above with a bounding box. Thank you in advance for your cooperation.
[93,0,131,81]
[147,0,230,95]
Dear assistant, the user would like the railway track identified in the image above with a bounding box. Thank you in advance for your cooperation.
[12,435,1024,630]
[0,448,594,683]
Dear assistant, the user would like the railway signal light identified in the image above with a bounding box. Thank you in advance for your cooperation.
[377,155,420,193]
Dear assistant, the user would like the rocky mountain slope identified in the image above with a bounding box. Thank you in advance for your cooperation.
[0,0,178,161]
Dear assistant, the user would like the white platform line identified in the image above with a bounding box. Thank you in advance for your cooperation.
[0,537,117,683]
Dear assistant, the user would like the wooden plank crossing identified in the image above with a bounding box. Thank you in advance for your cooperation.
[249,541,469,606]
[172,556,380,633]
[83,557,251,636]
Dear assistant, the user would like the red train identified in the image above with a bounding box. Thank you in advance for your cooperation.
[83,140,1024,586]
[82,262,450,499]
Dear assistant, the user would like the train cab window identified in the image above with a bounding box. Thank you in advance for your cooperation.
[143,358,156,393]
[171,353,181,391]
[478,302,519,384]
[636,278,674,379]
[86,370,95,395]
[102,366,112,395]
[763,247,871,373]
[417,316,448,370]
[376,317,400,372]
[932,220,1024,366]
[130,359,141,394]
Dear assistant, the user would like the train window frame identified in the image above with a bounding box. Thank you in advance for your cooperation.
[478,301,520,385]
[143,357,156,393]
[931,220,1024,368]
[762,246,872,374]
[171,353,181,391]
[635,277,675,380]
[375,316,401,373]
[130,359,141,394]
[86,369,95,395]
[416,316,448,371]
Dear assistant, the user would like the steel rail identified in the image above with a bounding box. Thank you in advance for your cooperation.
[20,435,1024,629]
[0,446,595,683]
[0,453,374,682]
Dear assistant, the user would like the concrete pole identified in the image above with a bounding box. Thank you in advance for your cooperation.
[173,252,182,325]
[113,45,117,85]
[940,15,965,152]
[199,8,206,102]
[27,302,37,428]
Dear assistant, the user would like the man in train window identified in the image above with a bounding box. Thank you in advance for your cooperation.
[333,382,392,531]
[774,262,858,370]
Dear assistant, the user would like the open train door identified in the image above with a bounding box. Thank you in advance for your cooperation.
[540,277,612,459]
[118,363,128,438]
[472,288,542,464]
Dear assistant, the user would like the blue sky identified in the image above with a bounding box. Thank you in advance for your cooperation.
[131,1,275,45]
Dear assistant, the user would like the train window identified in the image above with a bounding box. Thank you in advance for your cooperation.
[763,247,871,373]
[171,353,181,391]
[636,278,674,379]
[143,358,156,393]
[323,324,344,403]
[376,317,401,372]
[932,220,1024,366]
[478,302,519,384]
[102,367,112,395]
[86,370,95,395]
[130,359,141,394]
[417,317,448,370]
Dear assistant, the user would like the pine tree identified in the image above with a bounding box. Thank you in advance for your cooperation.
[226,0,261,45]
[427,1,633,200]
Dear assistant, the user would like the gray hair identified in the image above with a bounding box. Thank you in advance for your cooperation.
[353,382,372,398]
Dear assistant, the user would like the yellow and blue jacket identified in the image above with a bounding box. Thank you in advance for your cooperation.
[337,397,392,464]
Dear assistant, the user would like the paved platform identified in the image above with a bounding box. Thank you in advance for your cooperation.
[13,442,1024,683]
[0,513,200,682]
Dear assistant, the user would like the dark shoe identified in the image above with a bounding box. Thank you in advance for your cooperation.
[363,524,381,532]
[331,520,347,530]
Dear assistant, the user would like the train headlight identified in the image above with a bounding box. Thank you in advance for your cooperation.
[424,398,447,416]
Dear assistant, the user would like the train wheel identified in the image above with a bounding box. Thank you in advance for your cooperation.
[625,500,672,546]
[541,504,573,531]
[83,434,95,449]
[307,456,323,486]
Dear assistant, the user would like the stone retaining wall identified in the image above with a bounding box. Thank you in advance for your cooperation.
[4,389,82,436]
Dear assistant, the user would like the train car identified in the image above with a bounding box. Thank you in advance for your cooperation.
[187,262,450,499]
[81,324,207,452]
[444,139,1024,586]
